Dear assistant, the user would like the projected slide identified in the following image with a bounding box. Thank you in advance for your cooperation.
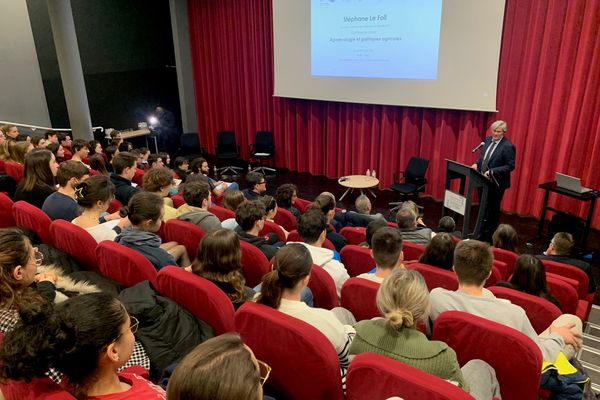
[311,0,442,80]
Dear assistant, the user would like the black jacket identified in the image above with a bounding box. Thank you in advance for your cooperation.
[475,136,516,190]
[235,226,282,260]
[110,173,140,206]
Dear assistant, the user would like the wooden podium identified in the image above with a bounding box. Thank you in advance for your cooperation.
[442,160,495,239]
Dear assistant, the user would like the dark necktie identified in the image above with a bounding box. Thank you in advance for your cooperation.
[482,141,497,172]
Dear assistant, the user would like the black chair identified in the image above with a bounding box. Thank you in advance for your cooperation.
[249,131,275,175]
[180,132,204,157]
[389,157,429,211]
[215,131,242,175]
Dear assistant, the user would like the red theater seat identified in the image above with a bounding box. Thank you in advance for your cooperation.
[239,240,271,287]
[164,219,205,257]
[208,204,235,221]
[341,277,380,321]
[12,201,53,245]
[340,245,374,277]
[403,241,426,261]
[492,247,518,279]
[50,220,100,272]
[307,264,339,309]
[0,192,16,228]
[259,220,286,242]
[340,227,366,245]
[273,206,297,232]
[96,241,158,287]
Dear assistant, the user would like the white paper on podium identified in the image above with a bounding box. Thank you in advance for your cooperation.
[444,190,467,215]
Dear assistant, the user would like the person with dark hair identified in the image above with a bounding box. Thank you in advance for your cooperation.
[243,171,266,201]
[438,216,462,237]
[143,167,177,221]
[190,157,239,196]
[357,227,404,284]
[396,208,433,246]
[292,209,349,296]
[31,135,46,148]
[42,160,89,221]
[190,229,254,309]
[360,218,388,248]
[491,224,518,253]
[118,141,134,153]
[158,152,171,168]
[260,195,289,238]
[110,130,123,146]
[56,132,73,160]
[152,105,179,155]
[220,190,246,230]
[44,130,58,144]
[234,201,282,260]
[14,149,59,209]
[14,133,31,142]
[537,232,596,293]
[166,333,267,400]
[311,192,347,251]
[173,156,189,182]
[116,191,191,270]
[147,153,164,170]
[0,292,165,398]
[70,139,90,167]
[258,243,355,386]
[176,181,221,232]
[419,232,457,271]
[88,140,102,156]
[274,183,301,220]
[1,124,19,139]
[104,145,119,170]
[431,240,582,362]
[89,154,109,176]
[7,140,32,164]
[110,152,140,206]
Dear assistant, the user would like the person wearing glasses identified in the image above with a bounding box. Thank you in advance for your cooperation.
[243,171,267,201]
[0,292,166,399]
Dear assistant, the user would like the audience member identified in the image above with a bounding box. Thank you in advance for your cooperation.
[400,200,427,227]
[190,157,239,196]
[419,232,456,270]
[104,145,119,171]
[118,141,134,152]
[234,201,282,260]
[353,194,385,221]
[260,195,289,237]
[7,140,32,164]
[110,152,140,206]
[88,140,103,157]
[177,181,221,232]
[1,124,19,140]
[360,218,388,248]
[89,154,109,176]
[274,183,301,220]
[173,156,189,182]
[14,149,58,209]
[396,208,433,246]
[350,269,500,400]
[243,171,266,201]
[147,154,165,170]
[357,227,404,284]
[430,240,582,361]
[190,229,254,309]
[31,136,46,148]
[143,167,178,221]
[44,130,58,144]
[438,216,461,237]
[46,142,65,162]
[14,133,31,142]
[56,132,72,160]
[491,224,519,253]
[537,232,596,293]
[311,192,347,251]
[42,160,88,221]
[221,190,246,230]
[158,152,171,168]
[110,130,123,146]
[70,139,90,167]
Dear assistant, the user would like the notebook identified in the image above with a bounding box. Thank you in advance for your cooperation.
[555,172,591,194]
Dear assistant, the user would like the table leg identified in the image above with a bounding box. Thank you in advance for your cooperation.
[537,189,550,238]
[339,188,351,201]
[368,189,377,198]
[582,197,596,248]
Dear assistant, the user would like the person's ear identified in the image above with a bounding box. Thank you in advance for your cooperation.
[302,273,311,286]
[11,266,24,281]
[399,250,404,261]
[369,249,374,259]
[105,342,120,363]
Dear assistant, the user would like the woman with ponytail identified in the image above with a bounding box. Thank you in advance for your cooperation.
[0,292,165,399]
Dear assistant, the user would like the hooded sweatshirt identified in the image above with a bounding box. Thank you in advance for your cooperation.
[115,227,176,270]
[176,204,222,233]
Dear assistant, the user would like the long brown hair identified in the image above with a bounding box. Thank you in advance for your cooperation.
[19,149,55,192]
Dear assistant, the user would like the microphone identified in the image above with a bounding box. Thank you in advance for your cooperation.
[471,142,485,153]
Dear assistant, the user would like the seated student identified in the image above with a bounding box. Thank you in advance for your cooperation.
[89,154,110,176]
[242,171,266,201]
[396,208,433,246]
[173,156,189,182]
[274,183,301,220]
[116,191,191,270]
[419,232,456,271]
[346,194,385,226]
[110,129,123,146]
[44,130,58,144]
[118,141,134,152]
[311,192,347,251]
[234,201,283,260]
[31,136,46,148]
[357,227,404,284]
[189,157,239,196]
[350,269,500,400]
[42,160,89,221]
[260,195,289,238]
[496,255,562,310]
[400,200,428,228]
[70,139,90,167]
[359,218,388,248]
[147,153,164,170]
[56,132,72,160]
[221,190,246,230]
[537,232,596,294]
[138,147,150,167]
[72,176,130,242]
[257,244,355,385]
[1,124,19,140]
[0,292,165,399]
[492,223,519,253]
[176,181,222,232]
[291,209,349,297]
[167,333,268,400]
[88,139,103,158]
[104,145,119,172]
[46,142,66,163]
[110,152,140,206]
[6,140,32,164]
[14,149,59,209]
[158,152,171,168]
[143,167,178,221]
[430,240,582,362]
[190,229,254,309]
[438,216,462,238]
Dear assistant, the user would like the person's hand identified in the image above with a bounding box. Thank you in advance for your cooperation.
[35,272,58,285]
[184,265,193,272]
[550,323,582,349]
[416,217,426,226]
[470,163,478,170]
[483,171,491,179]
[105,211,120,221]
[117,216,131,228]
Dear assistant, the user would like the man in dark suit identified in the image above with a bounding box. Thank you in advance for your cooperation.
[471,120,516,241]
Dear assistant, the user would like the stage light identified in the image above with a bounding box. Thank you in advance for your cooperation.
[148,116,158,125]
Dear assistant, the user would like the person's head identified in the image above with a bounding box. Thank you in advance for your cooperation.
[44,130,58,143]
[191,229,245,302]
[31,136,45,148]
[490,120,507,141]
[8,141,33,164]
[155,105,165,114]
[453,240,493,286]
[354,194,372,214]
[419,233,456,270]
[104,145,119,163]
[190,157,209,174]
[509,255,549,296]
[365,218,388,247]
[123,191,164,232]
[257,243,313,309]
[396,208,417,229]
[222,190,246,212]
[438,216,456,233]
[246,171,266,193]
[139,147,150,160]
[297,209,327,245]
[46,142,65,160]
[143,167,175,197]
[547,232,574,256]
[74,175,115,212]
[174,156,189,172]
[400,200,420,216]
[158,152,171,167]
[88,140,102,155]
[183,180,211,209]
[88,154,109,175]
[235,201,266,233]
[147,154,164,169]
[57,132,72,148]
[274,183,298,208]
[14,133,31,143]
[112,152,137,179]
[166,333,265,400]
[20,149,58,191]
[311,193,336,222]
[377,269,430,330]
[118,141,133,153]
[491,224,518,253]
[56,160,89,188]
[259,195,277,220]
[0,292,137,398]
[71,139,89,159]
[2,124,19,139]
[109,130,123,145]
[371,227,403,269]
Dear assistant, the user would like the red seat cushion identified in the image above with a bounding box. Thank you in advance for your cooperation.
[341,277,380,321]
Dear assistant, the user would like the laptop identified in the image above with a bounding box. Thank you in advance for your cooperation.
[555,172,592,193]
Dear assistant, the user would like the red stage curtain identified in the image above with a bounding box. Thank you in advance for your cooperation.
[188,0,600,228]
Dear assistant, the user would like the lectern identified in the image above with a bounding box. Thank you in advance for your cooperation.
[442,160,495,239]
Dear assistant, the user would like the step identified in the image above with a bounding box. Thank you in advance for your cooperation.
[583,333,600,350]
[585,321,600,337]
[578,346,600,366]
[588,305,600,326]
[593,383,600,395]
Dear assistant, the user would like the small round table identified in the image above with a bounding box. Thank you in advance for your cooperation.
[338,175,379,201]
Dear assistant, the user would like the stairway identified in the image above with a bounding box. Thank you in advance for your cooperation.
[580,305,600,393]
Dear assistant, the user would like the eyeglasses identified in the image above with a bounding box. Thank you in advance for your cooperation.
[257,360,271,386]
[259,181,266,185]
[33,247,43,266]
[111,315,139,344]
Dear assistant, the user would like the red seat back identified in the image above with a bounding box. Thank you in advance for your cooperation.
[432,311,542,400]
[403,241,426,261]
[208,205,235,222]
[0,159,5,174]
[293,197,312,214]
[12,201,53,245]
[239,240,271,287]
[489,286,562,334]
[340,245,374,277]
[235,302,344,400]
[340,277,380,321]
[259,220,286,242]
[492,247,518,279]
[49,220,100,272]
[287,230,335,251]
[0,192,16,228]
[273,207,296,231]
[491,259,509,282]
[484,264,503,287]
[106,198,123,214]
[340,227,366,245]
[546,274,579,315]
[156,266,235,335]
[307,264,339,309]
[347,353,476,400]
[171,193,185,208]
[164,219,205,257]
[541,259,588,299]
[96,241,158,287]
[4,161,24,183]
[407,263,458,291]
[132,168,145,187]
